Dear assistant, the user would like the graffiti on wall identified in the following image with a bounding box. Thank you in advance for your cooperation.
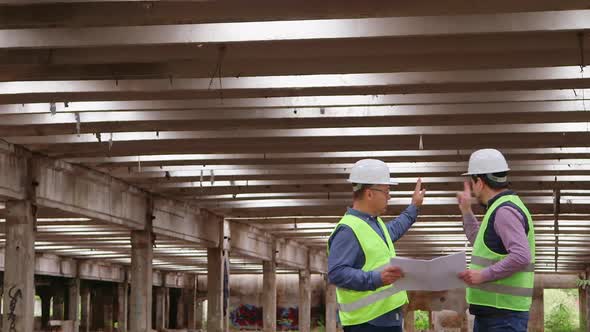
[229,305,324,330]
[277,307,297,330]
[229,304,263,329]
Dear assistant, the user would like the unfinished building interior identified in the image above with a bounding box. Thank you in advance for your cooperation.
[1,1,590,331]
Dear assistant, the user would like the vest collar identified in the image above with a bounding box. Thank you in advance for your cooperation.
[346,207,378,221]
[485,190,515,210]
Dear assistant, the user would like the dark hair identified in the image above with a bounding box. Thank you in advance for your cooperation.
[471,171,509,189]
[352,184,371,200]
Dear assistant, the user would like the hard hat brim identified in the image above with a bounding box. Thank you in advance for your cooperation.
[462,167,510,176]
[346,179,398,185]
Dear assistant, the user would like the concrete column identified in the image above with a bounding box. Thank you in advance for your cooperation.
[104,287,114,332]
[117,282,129,332]
[207,247,224,332]
[1,201,35,332]
[195,299,205,330]
[52,289,66,321]
[129,228,153,332]
[262,257,277,332]
[67,278,81,332]
[184,274,197,330]
[176,287,185,328]
[92,288,105,329]
[40,291,51,329]
[325,280,337,332]
[154,287,166,330]
[403,309,415,332]
[80,286,91,332]
[529,287,544,332]
[460,310,469,332]
[298,269,312,332]
[223,253,230,332]
[164,287,170,329]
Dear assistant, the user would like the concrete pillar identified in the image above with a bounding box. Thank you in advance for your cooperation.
[262,258,277,332]
[129,228,153,332]
[298,269,312,332]
[176,287,185,328]
[117,282,129,332]
[460,310,469,332]
[403,309,416,332]
[1,201,35,332]
[195,299,205,330]
[80,286,91,332]
[207,247,224,332]
[104,287,114,332]
[325,280,337,332]
[40,291,51,329]
[223,253,230,332]
[154,287,166,330]
[164,287,170,329]
[92,288,105,329]
[67,278,81,332]
[529,287,544,332]
[52,289,66,321]
[184,274,197,330]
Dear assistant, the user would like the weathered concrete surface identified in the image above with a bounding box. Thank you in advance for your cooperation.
[298,269,312,332]
[35,157,148,229]
[0,145,27,200]
[2,200,36,332]
[529,287,545,332]
[325,281,337,332]
[207,248,224,332]
[129,229,153,332]
[262,257,277,332]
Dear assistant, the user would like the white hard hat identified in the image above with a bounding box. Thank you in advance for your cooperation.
[463,148,510,175]
[348,159,398,185]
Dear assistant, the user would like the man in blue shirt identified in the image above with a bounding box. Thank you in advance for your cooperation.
[328,159,426,332]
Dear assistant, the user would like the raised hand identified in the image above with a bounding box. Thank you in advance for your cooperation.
[411,178,427,207]
[456,181,473,214]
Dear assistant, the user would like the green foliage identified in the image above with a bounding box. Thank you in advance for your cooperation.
[315,316,325,332]
[545,303,577,332]
[544,289,580,332]
[415,310,429,330]
[577,278,590,289]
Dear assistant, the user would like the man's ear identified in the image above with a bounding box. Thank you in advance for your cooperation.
[474,178,483,190]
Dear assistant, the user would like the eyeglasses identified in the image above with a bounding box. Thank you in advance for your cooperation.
[368,187,390,196]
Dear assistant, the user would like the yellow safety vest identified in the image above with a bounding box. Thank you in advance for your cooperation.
[467,195,536,311]
[328,214,408,326]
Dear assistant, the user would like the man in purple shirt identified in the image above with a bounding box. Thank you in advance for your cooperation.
[457,149,535,332]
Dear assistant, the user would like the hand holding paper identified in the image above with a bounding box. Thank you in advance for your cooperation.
[458,269,486,285]
[380,266,404,286]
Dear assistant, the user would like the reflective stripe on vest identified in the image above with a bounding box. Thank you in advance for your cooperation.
[336,262,403,313]
[470,283,534,297]
[471,256,535,272]
[339,283,403,312]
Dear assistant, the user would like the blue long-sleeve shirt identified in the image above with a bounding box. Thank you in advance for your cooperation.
[327,205,419,326]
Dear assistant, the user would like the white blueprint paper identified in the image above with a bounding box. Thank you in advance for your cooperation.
[389,252,467,291]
